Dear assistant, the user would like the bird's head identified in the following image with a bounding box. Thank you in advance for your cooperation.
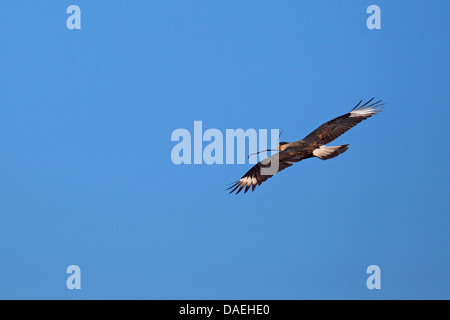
[278,142,289,151]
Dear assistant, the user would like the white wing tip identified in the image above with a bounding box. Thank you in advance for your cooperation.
[349,107,381,117]
[349,98,384,118]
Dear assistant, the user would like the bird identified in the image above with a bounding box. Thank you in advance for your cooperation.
[227,98,384,194]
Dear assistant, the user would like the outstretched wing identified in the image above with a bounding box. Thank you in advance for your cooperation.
[303,98,384,146]
[227,151,299,194]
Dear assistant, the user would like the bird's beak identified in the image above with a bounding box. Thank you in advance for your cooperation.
[277,144,281,151]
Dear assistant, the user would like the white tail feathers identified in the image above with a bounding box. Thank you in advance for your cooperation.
[313,145,349,160]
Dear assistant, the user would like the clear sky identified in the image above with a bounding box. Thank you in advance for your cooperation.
[0,1,449,299]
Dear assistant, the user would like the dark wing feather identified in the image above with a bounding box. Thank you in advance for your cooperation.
[227,150,298,194]
[303,98,384,145]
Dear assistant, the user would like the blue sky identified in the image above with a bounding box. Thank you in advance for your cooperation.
[0,1,449,299]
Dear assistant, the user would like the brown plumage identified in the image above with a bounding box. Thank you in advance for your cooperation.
[227,98,384,194]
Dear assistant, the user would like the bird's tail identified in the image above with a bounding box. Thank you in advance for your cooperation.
[313,145,349,160]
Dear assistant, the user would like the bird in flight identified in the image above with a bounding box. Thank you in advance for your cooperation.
[227,98,384,194]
